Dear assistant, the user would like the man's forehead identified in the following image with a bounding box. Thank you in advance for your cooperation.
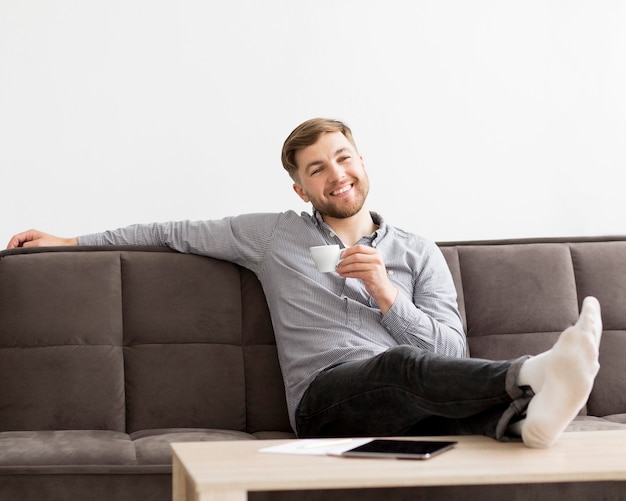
[296,132,353,163]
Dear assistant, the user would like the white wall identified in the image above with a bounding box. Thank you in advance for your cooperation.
[2,0,625,244]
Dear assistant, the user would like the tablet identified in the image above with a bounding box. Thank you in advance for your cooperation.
[336,439,457,460]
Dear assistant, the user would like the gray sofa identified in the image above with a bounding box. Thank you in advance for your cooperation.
[1,237,625,500]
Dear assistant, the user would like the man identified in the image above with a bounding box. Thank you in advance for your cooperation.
[7,118,602,449]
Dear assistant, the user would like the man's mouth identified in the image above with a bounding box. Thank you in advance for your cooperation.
[330,184,353,196]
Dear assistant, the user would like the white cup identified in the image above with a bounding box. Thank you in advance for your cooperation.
[310,245,342,273]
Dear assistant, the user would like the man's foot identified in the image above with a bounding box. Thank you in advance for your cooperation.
[517,296,602,448]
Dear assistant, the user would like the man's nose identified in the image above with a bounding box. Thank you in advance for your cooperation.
[327,161,346,183]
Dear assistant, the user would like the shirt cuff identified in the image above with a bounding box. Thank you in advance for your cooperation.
[380,293,418,341]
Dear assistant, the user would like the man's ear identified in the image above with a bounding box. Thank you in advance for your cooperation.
[293,183,310,203]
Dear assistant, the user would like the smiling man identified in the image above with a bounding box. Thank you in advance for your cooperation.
[287,124,398,315]
[7,118,602,448]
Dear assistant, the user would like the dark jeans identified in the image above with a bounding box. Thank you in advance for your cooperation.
[295,345,533,441]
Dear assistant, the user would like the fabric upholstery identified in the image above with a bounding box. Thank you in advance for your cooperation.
[0,431,136,466]
[122,251,247,433]
[1,237,626,501]
[131,429,254,465]
[0,251,125,432]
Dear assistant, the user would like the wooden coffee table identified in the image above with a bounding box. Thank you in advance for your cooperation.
[172,430,626,501]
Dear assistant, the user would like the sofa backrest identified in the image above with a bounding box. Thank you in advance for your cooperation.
[1,237,625,433]
[0,246,291,434]
[439,236,626,418]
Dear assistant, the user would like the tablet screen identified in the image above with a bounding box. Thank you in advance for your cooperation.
[340,439,457,460]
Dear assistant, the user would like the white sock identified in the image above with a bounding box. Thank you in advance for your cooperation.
[517,296,602,448]
[517,351,549,394]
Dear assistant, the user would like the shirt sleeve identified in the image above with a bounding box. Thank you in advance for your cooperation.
[77,213,282,274]
[380,239,466,357]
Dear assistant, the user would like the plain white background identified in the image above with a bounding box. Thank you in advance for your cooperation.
[2,1,625,244]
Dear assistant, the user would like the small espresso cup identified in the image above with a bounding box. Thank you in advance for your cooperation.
[309,245,342,273]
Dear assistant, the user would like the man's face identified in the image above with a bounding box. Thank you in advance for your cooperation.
[293,132,370,220]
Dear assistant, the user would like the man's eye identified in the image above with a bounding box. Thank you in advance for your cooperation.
[338,156,350,162]
[311,167,322,176]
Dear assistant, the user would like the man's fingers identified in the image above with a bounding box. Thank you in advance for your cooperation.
[341,244,375,258]
[6,231,34,249]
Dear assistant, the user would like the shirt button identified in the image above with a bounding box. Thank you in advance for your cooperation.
[329,232,335,238]
[388,270,395,276]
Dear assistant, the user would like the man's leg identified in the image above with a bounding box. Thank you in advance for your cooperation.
[296,296,602,448]
[295,346,531,440]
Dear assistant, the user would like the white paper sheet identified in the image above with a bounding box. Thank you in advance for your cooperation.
[258,438,373,456]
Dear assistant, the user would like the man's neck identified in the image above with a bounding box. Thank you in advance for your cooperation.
[322,208,378,247]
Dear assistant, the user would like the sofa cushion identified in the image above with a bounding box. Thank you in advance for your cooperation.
[0,251,126,432]
[459,244,580,341]
[131,428,254,465]
[570,242,626,417]
[0,431,135,466]
[570,242,626,330]
[566,416,626,432]
[605,413,626,424]
[120,251,248,433]
[438,246,468,336]
[241,267,292,434]
[124,344,246,432]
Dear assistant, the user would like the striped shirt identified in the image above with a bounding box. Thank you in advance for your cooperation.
[79,210,466,431]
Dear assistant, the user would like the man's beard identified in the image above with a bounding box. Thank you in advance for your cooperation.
[311,177,370,219]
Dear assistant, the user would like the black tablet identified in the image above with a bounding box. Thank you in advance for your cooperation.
[337,439,457,460]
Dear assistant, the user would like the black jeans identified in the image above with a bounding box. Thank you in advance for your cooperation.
[295,345,532,440]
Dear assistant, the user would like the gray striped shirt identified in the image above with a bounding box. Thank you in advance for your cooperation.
[79,210,466,431]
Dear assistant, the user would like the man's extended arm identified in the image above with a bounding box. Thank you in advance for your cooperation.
[7,214,281,275]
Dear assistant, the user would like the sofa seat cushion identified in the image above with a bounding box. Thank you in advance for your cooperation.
[603,413,626,424]
[566,415,626,432]
[0,428,277,469]
[130,428,256,465]
[0,430,136,466]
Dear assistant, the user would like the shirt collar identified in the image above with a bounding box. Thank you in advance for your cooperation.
[312,209,388,246]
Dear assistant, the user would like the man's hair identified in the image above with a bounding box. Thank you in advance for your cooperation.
[281,118,358,179]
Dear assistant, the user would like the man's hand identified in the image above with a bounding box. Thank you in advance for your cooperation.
[6,229,78,249]
[336,244,398,314]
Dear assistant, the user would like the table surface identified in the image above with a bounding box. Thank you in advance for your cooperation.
[171,430,626,500]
